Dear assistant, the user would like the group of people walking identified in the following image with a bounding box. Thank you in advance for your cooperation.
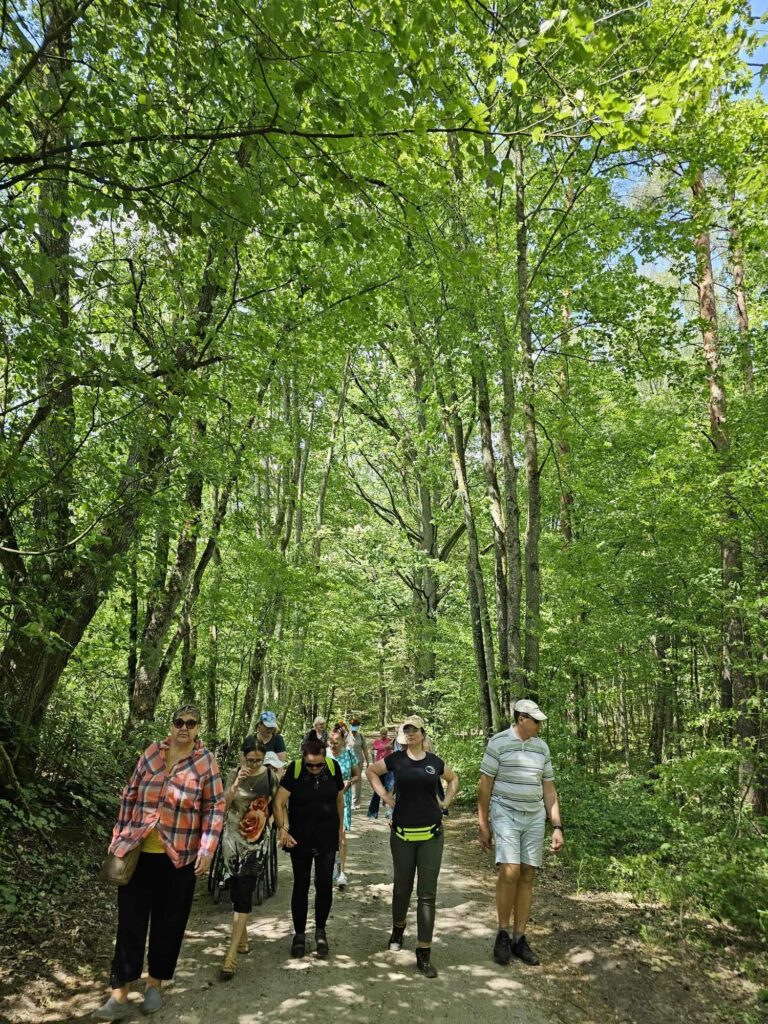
[94,699,562,1018]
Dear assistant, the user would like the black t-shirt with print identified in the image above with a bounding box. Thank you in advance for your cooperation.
[279,759,343,851]
[384,750,445,829]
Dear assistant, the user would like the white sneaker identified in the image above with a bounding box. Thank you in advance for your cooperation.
[337,871,348,888]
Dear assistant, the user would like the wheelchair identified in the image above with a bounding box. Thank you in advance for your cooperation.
[208,819,279,906]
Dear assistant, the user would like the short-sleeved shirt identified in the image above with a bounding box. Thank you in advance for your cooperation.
[372,738,393,762]
[384,750,445,829]
[480,727,555,812]
[279,759,344,851]
[350,730,368,763]
[259,731,286,756]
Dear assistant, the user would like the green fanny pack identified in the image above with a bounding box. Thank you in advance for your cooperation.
[394,823,441,842]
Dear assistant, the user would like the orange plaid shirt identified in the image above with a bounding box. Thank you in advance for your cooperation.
[110,736,225,868]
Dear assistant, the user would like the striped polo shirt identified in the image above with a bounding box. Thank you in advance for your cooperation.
[480,727,555,811]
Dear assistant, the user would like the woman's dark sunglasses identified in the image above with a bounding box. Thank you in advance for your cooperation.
[304,760,326,771]
[173,717,199,729]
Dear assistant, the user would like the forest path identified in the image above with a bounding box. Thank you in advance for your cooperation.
[5,781,762,1024]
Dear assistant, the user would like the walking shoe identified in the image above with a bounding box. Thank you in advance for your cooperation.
[337,871,348,888]
[141,987,163,1014]
[315,927,329,958]
[415,947,438,978]
[493,928,512,965]
[291,932,306,958]
[367,813,378,819]
[92,996,132,1021]
[237,934,250,954]
[388,925,405,951]
[511,935,540,965]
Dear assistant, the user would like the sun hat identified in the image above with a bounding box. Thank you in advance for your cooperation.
[260,710,278,729]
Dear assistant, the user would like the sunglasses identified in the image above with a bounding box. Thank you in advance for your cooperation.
[173,718,199,729]
[304,760,326,771]
[518,713,540,722]
[245,756,262,766]
[403,724,420,734]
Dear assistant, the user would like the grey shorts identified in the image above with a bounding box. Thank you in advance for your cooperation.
[490,801,546,868]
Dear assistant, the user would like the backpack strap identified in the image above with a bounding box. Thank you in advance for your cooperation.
[293,757,337,778]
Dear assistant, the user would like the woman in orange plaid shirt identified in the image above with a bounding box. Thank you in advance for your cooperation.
[93,704,225,1021]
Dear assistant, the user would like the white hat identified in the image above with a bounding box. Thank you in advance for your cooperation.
[263,752,283,769]
[513,699,547,722]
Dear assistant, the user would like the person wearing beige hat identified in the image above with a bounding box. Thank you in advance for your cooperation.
[367,714,459,979]
[477,698,563,968]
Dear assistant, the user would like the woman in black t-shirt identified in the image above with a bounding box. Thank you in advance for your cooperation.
[273,738,344,959]
[366,715,459,979]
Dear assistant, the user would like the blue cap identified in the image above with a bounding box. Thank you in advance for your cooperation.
[260,710,278,728]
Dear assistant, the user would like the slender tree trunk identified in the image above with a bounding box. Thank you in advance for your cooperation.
[499,361,523,713]
[475,353,510,704]
[513,142,542,696]
[692,172,759,799]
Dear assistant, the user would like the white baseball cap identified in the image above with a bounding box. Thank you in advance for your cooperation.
[513,699,547,722]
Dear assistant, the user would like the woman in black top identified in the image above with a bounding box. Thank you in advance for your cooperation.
[273,738,344,959]
[367,714,459,978]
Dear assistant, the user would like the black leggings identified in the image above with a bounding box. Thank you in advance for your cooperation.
[288,847,336,933]
[110,853,196,987]
[390,830,444,944]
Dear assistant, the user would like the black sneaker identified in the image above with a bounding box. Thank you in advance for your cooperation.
[493,928,512,965]
[388,925,405,951]
[291,932,306,958]
[511,935,540,965]
[315,928,329,958]
[416,947,438,978]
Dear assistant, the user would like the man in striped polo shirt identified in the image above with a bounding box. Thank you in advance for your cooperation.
[477,699,564,967]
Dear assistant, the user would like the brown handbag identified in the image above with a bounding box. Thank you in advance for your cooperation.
[98,846,141,886]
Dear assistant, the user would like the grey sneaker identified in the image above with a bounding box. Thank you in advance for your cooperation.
[92,996,132,1021]
[142,987,163,1015]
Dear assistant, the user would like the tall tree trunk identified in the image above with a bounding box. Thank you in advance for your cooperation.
[513,141,542,697]
[692,171,758,800]
[499,361,523,714]
[475,353,510,706]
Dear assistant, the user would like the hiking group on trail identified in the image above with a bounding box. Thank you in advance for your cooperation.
[93,700,563,1019]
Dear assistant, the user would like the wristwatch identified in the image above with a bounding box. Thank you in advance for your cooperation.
[552,824,564,832]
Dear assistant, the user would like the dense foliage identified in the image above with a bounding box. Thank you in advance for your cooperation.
[1,0,767,935]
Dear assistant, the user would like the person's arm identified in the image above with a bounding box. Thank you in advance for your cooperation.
[109,754,145,852]
[224,767,250,810]
[366,758,395,807]
[274,733,287,762]
[361,735,370,767]
[543,780,564,853]
[273,785,297,848]
[440,766,459,809]
[477,774,494,851]
[337,788,346,843]
[196,760,226,876]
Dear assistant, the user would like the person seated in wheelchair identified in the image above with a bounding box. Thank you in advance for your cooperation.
[219,737,279,980]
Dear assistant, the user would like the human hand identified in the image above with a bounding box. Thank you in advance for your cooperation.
[478,824,493,852]
[382,793,396,809]
[550,829,564,854]
[278,827,297,849]
[194,853,212,877]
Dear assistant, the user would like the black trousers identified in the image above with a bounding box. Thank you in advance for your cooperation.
[288,846,336,933]
[110,853,196,987]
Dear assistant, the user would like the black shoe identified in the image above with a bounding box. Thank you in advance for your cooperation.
[388,925,405,951]
[315,928,329,958]
[493,928,512,965]
[511,935,540,965]
[291,932,306,958]
[416,947,438,978]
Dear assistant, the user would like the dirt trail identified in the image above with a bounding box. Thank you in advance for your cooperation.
[4,780,765,1024]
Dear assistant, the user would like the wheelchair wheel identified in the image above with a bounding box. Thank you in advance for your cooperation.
[254,867,265,907]
[266,825,278,897]
[208,841,225,904]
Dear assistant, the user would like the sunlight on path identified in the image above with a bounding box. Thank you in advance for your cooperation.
[149,792,549,1024]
